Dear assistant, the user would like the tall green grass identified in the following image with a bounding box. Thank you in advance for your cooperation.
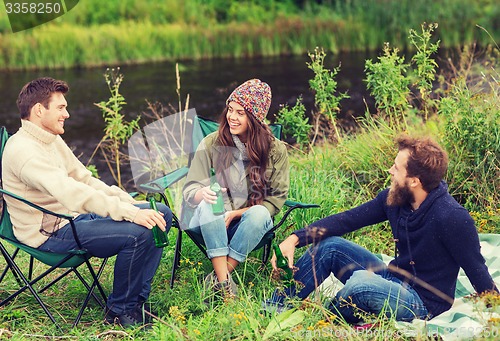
[1,20,498,339]
[0,0,499,70]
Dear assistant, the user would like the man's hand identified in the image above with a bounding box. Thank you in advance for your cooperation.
[133,209,167,231]
[271,234,299,270]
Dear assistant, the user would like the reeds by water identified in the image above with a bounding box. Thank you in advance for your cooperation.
[0,0,497,70]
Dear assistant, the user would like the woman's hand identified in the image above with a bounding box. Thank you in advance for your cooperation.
[270,234,299,270]
[223,210,238,228]
[194,186,227,205]
[223,207,250,228]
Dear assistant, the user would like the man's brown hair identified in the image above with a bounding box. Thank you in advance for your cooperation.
[396,135,449,192]
[17,77,69,119]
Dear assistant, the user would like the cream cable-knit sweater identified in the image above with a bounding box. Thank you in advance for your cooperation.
[2,120,140,248]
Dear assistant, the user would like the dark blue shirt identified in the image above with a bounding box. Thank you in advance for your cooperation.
[294,181,498,317]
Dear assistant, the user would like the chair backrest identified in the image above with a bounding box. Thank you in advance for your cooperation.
[0,127,26,244]
[0,126,12,240]
[179,117,283,229]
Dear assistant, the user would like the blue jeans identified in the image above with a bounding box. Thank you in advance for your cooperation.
[187,201,272,262]
[275,236,429,323]
[38,203,172,315]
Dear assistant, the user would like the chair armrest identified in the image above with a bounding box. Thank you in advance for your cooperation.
[271,199,320,232]
[0,188,86,249]
[284,199,320,209]
[139,166,189,193]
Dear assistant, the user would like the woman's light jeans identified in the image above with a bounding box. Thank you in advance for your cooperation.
[188,201,272,263]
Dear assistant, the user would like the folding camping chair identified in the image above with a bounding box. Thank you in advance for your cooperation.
[0,126,108,329]
[131,112,319,288]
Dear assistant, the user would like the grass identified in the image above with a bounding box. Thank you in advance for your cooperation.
[1,18,499,338]
[2,115,498,339]
[0,0,499,70]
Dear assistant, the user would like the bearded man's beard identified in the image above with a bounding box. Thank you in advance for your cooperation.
[387,180,415,207]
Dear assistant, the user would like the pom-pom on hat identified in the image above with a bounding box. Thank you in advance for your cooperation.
[226,79,272,123]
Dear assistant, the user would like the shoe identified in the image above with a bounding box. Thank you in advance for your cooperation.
[203,271,218,291]
[261,289,293,315]
[214,279,236,301]
[203,271,239,303]
[104,306,145,327]
[227,272,239,297]
[261,298,293,315]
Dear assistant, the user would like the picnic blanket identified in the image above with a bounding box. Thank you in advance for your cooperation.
[318,234,500,340]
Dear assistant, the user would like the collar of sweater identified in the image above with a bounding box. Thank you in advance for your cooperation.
[20,119,58,145]
[399,180,449,230]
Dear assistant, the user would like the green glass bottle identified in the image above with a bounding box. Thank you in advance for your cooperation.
[149,196,169,248]
[210,168,225,215]
[273,242,293,286]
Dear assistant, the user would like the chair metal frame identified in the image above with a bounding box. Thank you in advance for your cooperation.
[0,126,108,330]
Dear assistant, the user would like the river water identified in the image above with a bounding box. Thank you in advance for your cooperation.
[0,52,376,185]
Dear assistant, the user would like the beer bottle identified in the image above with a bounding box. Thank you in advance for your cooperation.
[210,168,225,215]
[149,196,169,248]
[273,242,293,285]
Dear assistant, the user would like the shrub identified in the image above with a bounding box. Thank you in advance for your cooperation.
[275,96,311,150]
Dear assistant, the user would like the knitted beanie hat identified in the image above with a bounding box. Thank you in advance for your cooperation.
[226,79,272,123]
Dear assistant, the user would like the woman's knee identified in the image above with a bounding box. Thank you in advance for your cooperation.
[243,205,271,226]
[196,201,214,215]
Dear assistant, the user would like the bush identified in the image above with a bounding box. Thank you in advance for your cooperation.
[439,64,500,215]
[275,96,311,150]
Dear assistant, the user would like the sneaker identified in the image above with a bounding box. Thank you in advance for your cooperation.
[227,272,239,297]
[261,298,293,315]
[203,271,218,291]
[214,279,236,301]
[104,306,145,327]
[203,271,239,303]
[261,289,293,315]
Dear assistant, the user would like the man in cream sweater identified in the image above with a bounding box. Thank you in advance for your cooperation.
[2,77,172,327]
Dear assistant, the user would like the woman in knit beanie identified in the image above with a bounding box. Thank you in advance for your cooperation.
[183,79,290,300]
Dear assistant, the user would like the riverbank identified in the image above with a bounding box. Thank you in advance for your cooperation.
[0,0,498,70]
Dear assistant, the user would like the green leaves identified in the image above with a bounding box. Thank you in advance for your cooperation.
[262,308,306,340]
[364,43,410,129]
[275,96,311,150]
[307,47,349,141]
[89,68,140,188]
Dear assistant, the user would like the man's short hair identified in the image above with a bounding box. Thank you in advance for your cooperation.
[17,77,69,119]
[396,135,449,192]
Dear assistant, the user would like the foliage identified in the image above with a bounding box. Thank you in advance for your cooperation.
[88,68,140,189]
[275,96,311,150]
[364,22,442,130]
[409,22,440,119]
[1,1,499,70]
[307,47,349,142]
[438,54,500,213]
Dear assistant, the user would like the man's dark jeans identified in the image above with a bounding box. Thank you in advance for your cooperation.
[38,203,172,314]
